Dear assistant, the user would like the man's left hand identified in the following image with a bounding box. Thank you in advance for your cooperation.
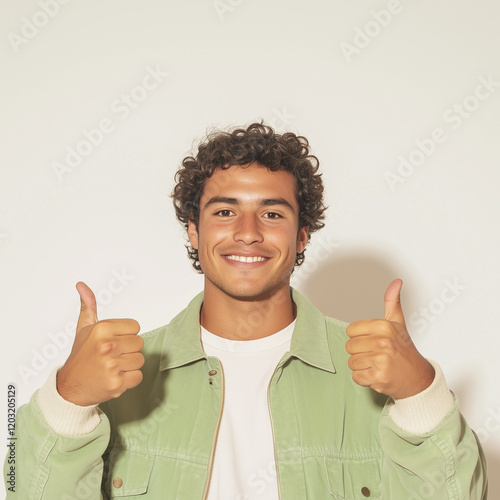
[345,279,435,400]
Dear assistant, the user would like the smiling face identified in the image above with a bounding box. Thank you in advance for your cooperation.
[187,163,309,302]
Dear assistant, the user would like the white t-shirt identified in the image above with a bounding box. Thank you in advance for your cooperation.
[201,321,295,500]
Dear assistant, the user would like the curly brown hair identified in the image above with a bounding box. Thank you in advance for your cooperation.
[172,122,326,272]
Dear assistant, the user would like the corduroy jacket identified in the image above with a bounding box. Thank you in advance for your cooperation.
[5,288,488,499]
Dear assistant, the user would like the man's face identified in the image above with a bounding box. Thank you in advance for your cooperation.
[187,163,309,301]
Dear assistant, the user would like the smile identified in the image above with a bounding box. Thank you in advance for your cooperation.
[225,255,268,263]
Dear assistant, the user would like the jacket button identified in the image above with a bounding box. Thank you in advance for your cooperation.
[113,477,123,488]
[361,486,370,497]
[208,370,217,376]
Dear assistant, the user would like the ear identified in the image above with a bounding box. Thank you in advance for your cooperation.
[296,226,309,254]
[187,217,199,250]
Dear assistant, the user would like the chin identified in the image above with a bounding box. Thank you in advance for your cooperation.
[220,281,289,302]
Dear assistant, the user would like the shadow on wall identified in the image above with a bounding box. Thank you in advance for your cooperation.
[295,249,421,324]
[484,451,499,498]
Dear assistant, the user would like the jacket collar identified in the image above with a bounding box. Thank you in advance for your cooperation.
[289,288,336,373]
[159,287,336,374]
[159,291,206,371]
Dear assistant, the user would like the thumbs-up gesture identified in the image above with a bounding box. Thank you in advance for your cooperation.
[345,279,435,400]
[57,282,144,406]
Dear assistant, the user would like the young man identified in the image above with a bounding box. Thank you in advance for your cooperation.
[5,123,487,499]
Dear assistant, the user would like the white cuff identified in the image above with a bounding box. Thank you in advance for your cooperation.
[37,366,102,436]
[388,359,454,434]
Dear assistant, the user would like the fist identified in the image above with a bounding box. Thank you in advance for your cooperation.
[345,279,434,400]
[57,281,144,406]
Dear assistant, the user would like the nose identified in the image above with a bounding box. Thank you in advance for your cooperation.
[233,212,264,245]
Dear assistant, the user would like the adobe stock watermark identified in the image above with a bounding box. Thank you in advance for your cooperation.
[59,464,105,500]
[7,0,73,54]
[229,292,289,343]
[213,0,243,22]
[403,414,492,500]
[267,107,295,131]
[474,406,500,445]
[234,460,276,500]
[407,278,467,335]
[126,399,180,441]
[290,235,340,288]
[51,65,169,182]
[385,75,500,192]
[339,0,404,64]
[405,466,470,500]
[17,269,135,384]
[56,398,178,499]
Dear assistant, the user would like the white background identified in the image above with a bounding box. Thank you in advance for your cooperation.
[1,0,499,497]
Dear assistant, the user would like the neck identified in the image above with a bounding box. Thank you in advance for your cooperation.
[200,281,296,340]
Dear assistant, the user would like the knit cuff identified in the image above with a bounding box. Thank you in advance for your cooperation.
[388,359,454,434]
[37,366,102,436]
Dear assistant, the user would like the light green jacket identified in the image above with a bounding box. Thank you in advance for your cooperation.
[5,288,488,499]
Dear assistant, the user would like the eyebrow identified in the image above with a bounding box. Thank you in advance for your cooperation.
[203,196,295,212]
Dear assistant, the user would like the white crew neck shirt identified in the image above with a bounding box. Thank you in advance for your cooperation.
[201,320,295,500]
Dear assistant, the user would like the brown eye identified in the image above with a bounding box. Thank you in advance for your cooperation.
[215,210,233,217]
[264,212,281,219]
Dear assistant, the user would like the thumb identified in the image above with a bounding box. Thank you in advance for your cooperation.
[76,281,98,331]
[384,278,406,327]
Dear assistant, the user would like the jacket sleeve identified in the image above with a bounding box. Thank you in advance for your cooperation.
[379,394,488,499]
[4,389,111,500]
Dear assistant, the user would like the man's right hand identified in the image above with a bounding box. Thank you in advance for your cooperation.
[57,281,144,406]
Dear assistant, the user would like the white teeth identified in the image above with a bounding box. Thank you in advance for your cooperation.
[226,255,267,263]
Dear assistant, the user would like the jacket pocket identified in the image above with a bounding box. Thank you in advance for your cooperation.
[105,449,155,497]
[325,458,381,500]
